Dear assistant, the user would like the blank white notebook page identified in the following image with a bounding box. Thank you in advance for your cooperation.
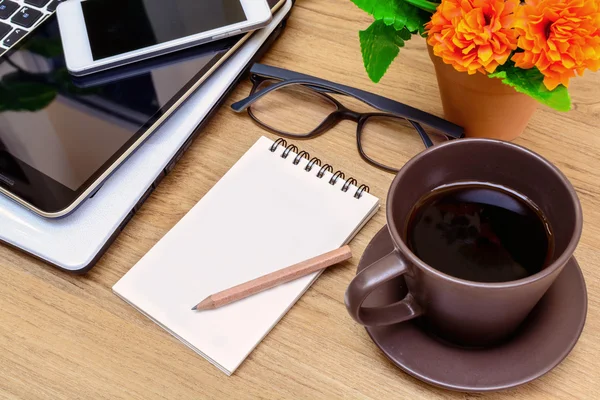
[113,136,379,375]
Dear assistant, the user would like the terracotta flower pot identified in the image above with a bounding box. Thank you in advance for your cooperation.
[428,46,538,141]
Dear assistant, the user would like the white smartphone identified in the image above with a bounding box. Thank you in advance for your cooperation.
[57,0,272,76]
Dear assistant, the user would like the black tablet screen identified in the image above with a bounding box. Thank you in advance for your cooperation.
[0,15,237,213]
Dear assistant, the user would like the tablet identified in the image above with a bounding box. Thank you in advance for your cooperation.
[0,0,292,273]
[0,0,280,218]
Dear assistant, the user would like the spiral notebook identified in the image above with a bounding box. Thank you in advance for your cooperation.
[113,136,380,375]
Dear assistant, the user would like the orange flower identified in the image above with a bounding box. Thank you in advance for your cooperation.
[512,0,600,91]
[426,0,520,74]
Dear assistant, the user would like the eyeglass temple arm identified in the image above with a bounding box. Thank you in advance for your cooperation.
[409,120,434,148]
[251,74,338,97]
[233,64,465,140]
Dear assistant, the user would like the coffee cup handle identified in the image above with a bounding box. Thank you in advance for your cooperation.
[345,250,423,326]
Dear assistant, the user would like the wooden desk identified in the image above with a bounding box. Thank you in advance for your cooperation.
[2,1,599,398]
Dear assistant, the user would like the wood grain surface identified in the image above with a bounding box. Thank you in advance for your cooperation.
[2,0,600,398]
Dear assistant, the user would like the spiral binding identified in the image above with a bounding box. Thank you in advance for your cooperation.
[269,138,371,199]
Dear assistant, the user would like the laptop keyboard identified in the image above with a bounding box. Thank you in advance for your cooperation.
[0,0,65,56]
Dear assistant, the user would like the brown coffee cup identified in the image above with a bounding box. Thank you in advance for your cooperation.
[345,139,582,347]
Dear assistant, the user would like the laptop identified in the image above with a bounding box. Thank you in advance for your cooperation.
[0,0,61,56]
[0,0,293,272]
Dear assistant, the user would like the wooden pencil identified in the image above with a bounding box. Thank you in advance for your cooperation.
[191,245,352,311]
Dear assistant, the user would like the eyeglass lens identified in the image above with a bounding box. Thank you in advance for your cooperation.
[249,80,338,136]
[360,115,448,170]
[248,80,447,171]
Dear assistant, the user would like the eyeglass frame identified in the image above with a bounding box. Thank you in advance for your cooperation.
[231,63,465,172]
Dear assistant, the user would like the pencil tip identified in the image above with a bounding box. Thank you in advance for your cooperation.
[191,297,215,312]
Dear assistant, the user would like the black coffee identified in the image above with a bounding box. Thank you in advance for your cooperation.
[407,182,553,283]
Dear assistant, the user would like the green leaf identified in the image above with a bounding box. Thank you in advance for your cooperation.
[0,72,56,112]
[351,0,430,32]
[360,20,408,83]
[489,62,571,112]
[351,0,433,82]
[403,0,439,12]
[397,27,412,40]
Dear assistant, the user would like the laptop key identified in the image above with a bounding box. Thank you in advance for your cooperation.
[0,0,19,20]
[0,21,11,40]
[3,27,25,47]
[25,0,51,7]
[11,6,42,28]
[47,0,65,12]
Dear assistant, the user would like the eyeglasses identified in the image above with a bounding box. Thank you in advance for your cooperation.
[231,64,464,173]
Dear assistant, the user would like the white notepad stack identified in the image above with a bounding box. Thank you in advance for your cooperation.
[113,136,380,375]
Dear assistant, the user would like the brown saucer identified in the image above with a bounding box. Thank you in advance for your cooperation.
[358,226,588,392]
